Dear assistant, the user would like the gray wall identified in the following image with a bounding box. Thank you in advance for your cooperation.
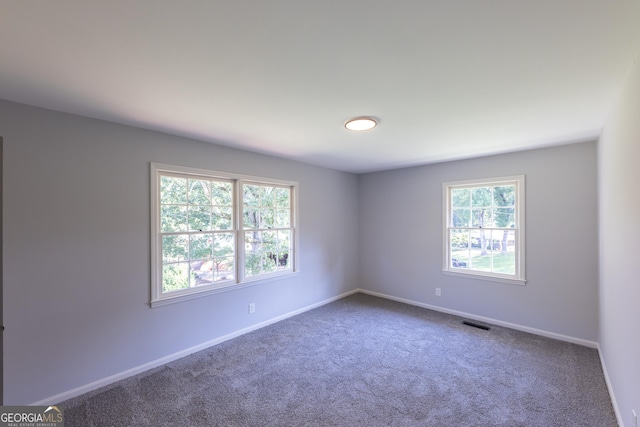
[599,53,640,426]
[358,142,599,341]
[1,99,360,404]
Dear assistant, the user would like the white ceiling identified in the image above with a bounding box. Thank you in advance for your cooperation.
[1,1,639,173]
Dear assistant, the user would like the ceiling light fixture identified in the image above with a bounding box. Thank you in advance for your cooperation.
[345,117,377,131]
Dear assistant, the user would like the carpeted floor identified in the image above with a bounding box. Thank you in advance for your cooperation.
[60,293,617,426]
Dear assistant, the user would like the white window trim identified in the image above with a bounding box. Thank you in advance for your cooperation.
[442,175,526,285]
[150,163,299,307]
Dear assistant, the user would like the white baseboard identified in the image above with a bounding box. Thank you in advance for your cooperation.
[32,289,359,406]
[357,288,599,348]
[598,344,624,427]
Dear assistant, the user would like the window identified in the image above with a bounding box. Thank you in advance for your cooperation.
[443,176,525,284]
[151,163,297,306]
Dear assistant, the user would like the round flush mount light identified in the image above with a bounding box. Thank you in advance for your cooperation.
[345,117,377,131]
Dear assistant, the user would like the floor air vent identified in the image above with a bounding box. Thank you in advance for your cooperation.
[462,320,491,331]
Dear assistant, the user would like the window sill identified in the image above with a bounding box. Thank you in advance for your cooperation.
[442,269,526,286]
[150,271,298,308]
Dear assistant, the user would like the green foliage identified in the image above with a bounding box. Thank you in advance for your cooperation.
[243,184,291,229]
[494,186,515,206]
[451,188,470,207]
[161,176,187,204]
[162,263,189,292]
[162,235,188,262]
[212,182,233,205]
[214,233,234,257]
[160,174,237,291]
[449,182,518,271]
[188,206,212,231]
[452,208,470,227]
[472,187,492,206]
[161,205,187,232]
[188,179,211,205]
[493,186,515,227]
[241,183,292,277]
[160,176,292,290]
[451,184,515,228]
[244,229,291,277]
[245,253,262,277]
[190,234,212,259]
[450,229,469,248]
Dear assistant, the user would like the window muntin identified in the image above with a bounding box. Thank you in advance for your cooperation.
[444,176,525,284]
[151,164,297,306]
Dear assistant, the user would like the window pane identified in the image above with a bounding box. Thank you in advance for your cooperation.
[471,187,491,207]
[245,231,262,253]
[450,229,469,249]
[469,229,491,272]
[493,251,515,275]
[277,252,290,269]
[213,182,233,206]
[262,231,278,253]
[487,230,501,251]
[500,230,516,253]
[245,252,261,277]
[161,176,187,204]
[243,208,260,229]
[262,253,278,273]
[276,209,290,227]
[451,188,470,207]
[190,234,212,260]
[162,235,188,262]
[493,185,515,206]
[470,229,488,250]
[244,228,292,278]
[470,254,492,272]
[452,208,470,227]
[262,186,275,207]
[494,207,515,228]
[471,208,492,228]
[192,260,213,286]
[213,207,233,230]
[213,257,234,282]
[162,263,189,293]
[213,233,235,282]
[278,230,291,249]
[276,187,290,208]
[243,185,262,207]
[161,205,187,232]
[450,229,470,269]
[188,179,211,205]
[214,232,235,258]
[188,206,211,231]
[261,208,275,228]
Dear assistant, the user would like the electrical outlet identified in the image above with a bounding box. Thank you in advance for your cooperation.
[632,409,637,427]
[248,303,255,314]
[435,288,441,297]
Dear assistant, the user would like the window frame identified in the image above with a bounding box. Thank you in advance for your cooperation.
[442,175,526,285]
[150,163,298,307]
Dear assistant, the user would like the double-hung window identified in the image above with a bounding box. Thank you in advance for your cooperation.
[443,176,525,284]
[151,163,297,306]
